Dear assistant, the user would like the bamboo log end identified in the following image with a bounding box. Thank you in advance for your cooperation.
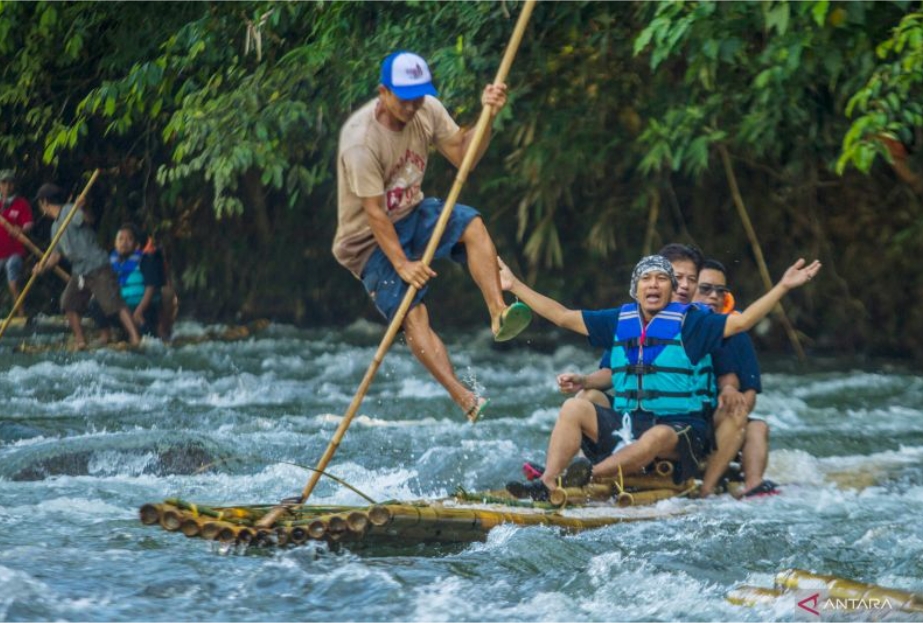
[347,511,369,533]
[139,503,162,525]
[327,515,348,537]
[307,519,327,540]
[290,526,309,544]
[549,489,568,507]
[368,505,393,526]
[160,508,184,531]
[654,461,674,477]
[180,518,203,537]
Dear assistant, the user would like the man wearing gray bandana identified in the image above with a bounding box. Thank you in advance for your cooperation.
[499,253,821,501]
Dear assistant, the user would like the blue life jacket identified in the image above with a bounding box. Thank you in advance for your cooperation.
[110,250,145,308]
[609,302,713,417]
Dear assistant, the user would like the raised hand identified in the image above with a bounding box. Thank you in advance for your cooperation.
[780,258,822,290]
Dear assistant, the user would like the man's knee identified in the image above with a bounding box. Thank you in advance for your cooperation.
[576,389,610,408]
[558,397,597,426]
[747,419,769,440]
[715,408,748,431]
[637,424,679,455]
[402,303,430,331]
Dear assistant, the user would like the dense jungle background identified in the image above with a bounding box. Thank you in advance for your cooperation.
[1,1,922,359]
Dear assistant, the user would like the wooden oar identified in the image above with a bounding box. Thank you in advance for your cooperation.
[256,0,537,528]
[0,213,71,282]
[0,170,100,340]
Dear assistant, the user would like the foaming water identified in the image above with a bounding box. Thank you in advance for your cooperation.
[2,323,923,621]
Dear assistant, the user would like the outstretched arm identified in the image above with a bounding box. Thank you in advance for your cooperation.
[498,258,588,335]
[724,258,821,337]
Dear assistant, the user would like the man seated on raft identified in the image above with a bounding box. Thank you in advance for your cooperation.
[539,244,713,477]
[549,248,779,499]
[499,254,821,501]
[693,258,777,498]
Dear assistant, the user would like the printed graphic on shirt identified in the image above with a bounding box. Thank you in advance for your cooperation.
[385,148,426,212]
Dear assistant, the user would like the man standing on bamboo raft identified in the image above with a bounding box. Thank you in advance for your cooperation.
[333,50,531,422]
[499,254,820,501]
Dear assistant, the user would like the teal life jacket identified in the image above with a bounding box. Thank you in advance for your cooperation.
[609,302,713,418]
[110,250,145,308]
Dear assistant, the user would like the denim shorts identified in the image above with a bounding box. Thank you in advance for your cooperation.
[0,254,23,284]
[360,198,480,321]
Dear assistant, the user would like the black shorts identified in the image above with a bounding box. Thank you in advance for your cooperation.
[582,405,710,483]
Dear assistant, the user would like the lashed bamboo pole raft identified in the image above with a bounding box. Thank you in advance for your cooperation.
[140,473,696,549]
[727,568,923,614]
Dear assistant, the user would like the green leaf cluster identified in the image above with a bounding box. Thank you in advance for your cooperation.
[2,1,923,356]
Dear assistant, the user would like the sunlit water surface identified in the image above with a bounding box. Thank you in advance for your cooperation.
[2,321,922,622]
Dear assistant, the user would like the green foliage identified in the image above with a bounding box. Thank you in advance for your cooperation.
[1,1,923,355]
[838,7,923,174]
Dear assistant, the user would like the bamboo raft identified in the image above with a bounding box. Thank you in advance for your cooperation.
[140,470,697,549]
[728,569,923,614]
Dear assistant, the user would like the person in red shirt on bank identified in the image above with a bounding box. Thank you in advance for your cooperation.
[0,169,35,317]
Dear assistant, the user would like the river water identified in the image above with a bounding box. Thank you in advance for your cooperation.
[1,321,922,622]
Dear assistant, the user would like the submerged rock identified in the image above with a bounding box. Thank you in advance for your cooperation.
[1,432,229,481]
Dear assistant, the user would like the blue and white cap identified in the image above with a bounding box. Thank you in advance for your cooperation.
[380,51,438,100]
[629,255,678,300]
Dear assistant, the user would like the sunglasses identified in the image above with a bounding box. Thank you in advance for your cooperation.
[698,283,730,296]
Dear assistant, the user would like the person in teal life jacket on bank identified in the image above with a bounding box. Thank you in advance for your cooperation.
[499,253,821,501]
[90,223,164,344]
[333,50,532,422]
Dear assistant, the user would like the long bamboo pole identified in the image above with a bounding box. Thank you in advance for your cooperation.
[256,1,537,529]
[0,213,70,282]
[0,170,100,340]
[718,145,806,362]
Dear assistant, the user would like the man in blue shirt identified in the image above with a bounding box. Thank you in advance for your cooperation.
[499,253,820,500]
[695,259,776,498]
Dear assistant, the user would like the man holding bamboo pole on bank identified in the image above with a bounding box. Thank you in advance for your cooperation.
[333,50,532,422]
[32,183,140,349]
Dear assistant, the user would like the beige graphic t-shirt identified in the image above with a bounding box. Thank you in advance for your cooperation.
[334,96,460,277]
